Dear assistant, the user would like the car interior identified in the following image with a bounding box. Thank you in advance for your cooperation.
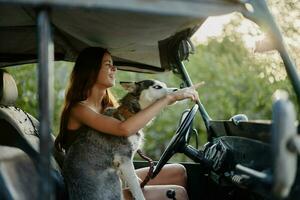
[0,70,66,199]
[0,0,300,199]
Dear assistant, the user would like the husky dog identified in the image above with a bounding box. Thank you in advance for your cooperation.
[63,80,177,200]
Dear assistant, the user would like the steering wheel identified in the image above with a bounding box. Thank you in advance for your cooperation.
[152,104,199,178]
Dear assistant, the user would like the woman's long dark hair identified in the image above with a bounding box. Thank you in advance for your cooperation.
[55,47,118,152]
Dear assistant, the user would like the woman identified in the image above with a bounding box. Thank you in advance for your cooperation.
[55,47,200,200]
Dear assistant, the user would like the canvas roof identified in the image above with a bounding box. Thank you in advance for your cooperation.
[0,0,244,72]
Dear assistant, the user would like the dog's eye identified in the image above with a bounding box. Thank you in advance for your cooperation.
[153,85,162,89]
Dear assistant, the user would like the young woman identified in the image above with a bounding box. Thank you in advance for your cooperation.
[55,47,200,200]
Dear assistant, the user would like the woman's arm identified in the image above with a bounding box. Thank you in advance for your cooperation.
[71,84,202,137]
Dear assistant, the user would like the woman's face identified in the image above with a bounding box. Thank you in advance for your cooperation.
[96,52,117,88]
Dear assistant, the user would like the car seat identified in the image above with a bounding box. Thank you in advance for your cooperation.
[0,69,66,199]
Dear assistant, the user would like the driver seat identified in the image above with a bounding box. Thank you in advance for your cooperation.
[0,69,66,199]
[0,70,40,160]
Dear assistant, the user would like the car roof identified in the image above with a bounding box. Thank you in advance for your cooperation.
[0,0,244,72]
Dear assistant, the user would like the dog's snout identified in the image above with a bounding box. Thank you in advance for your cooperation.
[167,88,178,94]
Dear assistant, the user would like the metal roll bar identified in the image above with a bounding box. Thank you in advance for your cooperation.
[37,8,54,199]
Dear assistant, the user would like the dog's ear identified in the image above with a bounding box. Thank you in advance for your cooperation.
[120,81,137,92]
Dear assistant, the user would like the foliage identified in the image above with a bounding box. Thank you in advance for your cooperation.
[7,64,38,117]
[7,62,73,134]
[267,0,300,66]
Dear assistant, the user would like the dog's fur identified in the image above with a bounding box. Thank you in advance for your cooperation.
[62,80,177,200]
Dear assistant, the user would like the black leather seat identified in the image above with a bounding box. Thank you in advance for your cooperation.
[0,70,40,161]
[0,69,66,199]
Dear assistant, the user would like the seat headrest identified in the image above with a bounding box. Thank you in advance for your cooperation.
[0,70,18,106]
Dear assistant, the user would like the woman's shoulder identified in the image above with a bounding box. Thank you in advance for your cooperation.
[68,101,107,130]
[73,101,100,114]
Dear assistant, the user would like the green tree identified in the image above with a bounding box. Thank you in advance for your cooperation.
[7,62,73,134]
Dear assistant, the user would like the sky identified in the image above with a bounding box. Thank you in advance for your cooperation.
[191,13,264,50]
[192,14,232,43]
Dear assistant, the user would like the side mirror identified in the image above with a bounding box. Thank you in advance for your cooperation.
[272,90,299,198]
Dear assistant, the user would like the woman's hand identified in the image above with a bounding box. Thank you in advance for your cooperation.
[166,82,204,105]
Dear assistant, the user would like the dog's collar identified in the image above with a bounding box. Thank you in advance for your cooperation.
[119,94,141,114]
